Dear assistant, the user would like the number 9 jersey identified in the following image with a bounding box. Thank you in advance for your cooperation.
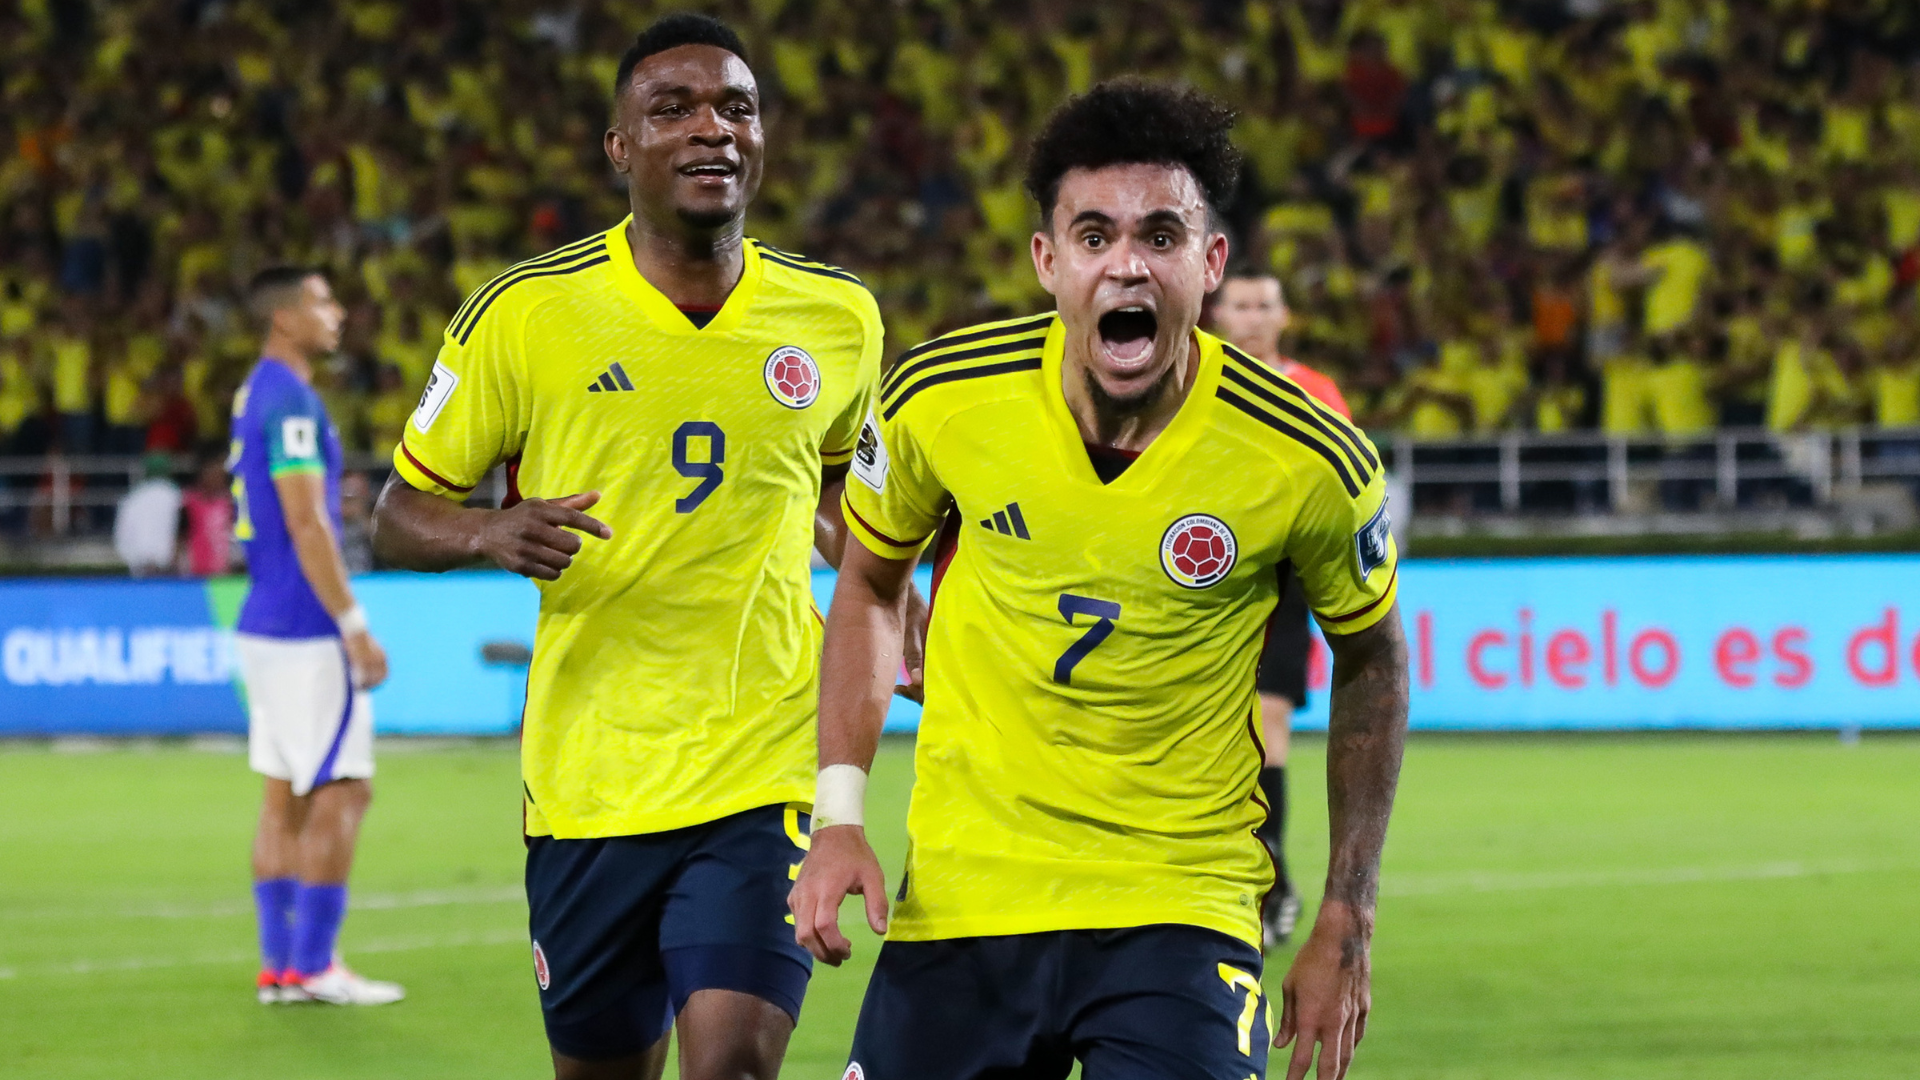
[393,220,882,840]
[842,313,1398,949]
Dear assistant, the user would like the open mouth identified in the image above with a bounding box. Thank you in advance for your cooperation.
[678,161,738,181]
[1097,306,1158,365]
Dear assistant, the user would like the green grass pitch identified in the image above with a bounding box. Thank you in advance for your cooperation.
[1,733,1916,1079]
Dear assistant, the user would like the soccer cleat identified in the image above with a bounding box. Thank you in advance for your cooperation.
[256,968,288,1004]
[1262,888,1303,952]
[290,961,405,1006]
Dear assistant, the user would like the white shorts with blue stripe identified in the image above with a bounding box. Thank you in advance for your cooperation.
[236,633,375,796]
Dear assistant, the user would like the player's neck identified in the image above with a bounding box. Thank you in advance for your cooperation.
[1237,339,1286,369]
[1062,332,1198,453]
[627,214,745,309]
[260,337,313,384]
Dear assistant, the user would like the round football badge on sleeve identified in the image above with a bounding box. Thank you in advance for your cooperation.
[1160,514,1238,589]
[764,346,821,409]
[532,941,550,990]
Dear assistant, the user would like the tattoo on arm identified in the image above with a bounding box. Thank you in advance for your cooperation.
[1322,606,1411,935]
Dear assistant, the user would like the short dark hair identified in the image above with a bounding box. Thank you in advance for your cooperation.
[246,265,322,324]
[1222,262,1277,284]
[1024,79,1242,227]
[613,13,750,99]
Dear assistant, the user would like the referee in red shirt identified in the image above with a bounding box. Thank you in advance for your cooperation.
[1209,266,1354,950]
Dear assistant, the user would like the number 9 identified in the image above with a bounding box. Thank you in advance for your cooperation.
[673,421,725,513]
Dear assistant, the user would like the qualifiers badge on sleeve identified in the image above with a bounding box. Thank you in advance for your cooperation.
[851,408,889,493]
[1160,514,1237,589]
[764,346,821,409]
[412,360,459,433]
[1355,497,1392,580]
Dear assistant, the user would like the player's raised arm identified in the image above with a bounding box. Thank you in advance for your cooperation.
[372,476,610,581]
[1278,605,1409,1080]
[787,537,916,965]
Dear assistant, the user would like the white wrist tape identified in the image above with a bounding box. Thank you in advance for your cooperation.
[812,764,868,830]
[334,604,369,637]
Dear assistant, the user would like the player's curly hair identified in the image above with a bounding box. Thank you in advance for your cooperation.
[614,13,750,98]
[1024,79,1242,227]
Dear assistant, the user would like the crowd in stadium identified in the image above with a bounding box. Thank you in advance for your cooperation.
[4,0,1920,463]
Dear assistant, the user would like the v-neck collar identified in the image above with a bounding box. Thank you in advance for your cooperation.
[1038,316,1223,491]
[605,215,764,335]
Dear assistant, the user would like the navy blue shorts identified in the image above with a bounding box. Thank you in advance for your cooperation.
[525,804,814,1060]
[847,924,1270,1079]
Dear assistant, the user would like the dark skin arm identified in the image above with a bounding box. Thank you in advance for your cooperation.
[371,474,612,579]
[1278,602,1409,1080]
[374,462,927,689]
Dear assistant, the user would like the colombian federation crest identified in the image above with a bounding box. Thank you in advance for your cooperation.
[1160,514,1238,589]
[764,346,821,409]
[532,941,550,990]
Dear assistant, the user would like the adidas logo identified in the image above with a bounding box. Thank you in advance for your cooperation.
[978,502,1030,539]
[587,363,635,393]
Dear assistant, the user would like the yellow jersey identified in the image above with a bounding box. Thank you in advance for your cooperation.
[1649,359,1716,436]
[1639,239,1710,336]
[1873,364,1920,429]
[1603,354,1654,435]
[51,335,91,414]
[843,315,1399,948]
[394,220,883,838]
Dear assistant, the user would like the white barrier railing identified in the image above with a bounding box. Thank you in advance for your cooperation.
[0,429,1916,537]
[1384,427,1920,515]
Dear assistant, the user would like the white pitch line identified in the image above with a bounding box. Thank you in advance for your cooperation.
[0,885,524,922]
[1382,858,1902,898]
[1,860,1904,979]
[0,927,528,981]
[131,885,525,919]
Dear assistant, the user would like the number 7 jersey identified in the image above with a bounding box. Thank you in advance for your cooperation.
[842,313,1398,948]
[393,219,882,839]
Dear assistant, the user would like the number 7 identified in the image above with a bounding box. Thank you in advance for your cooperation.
[1053,594,1120,685]
[1218,963,1264,1057]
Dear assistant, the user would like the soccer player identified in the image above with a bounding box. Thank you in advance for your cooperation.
[370,15,910,1080]
[1210,267,1356,950]
[790,82,1408,1080]
[232,266,403,1006]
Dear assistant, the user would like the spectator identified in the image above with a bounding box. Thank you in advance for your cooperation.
[361,363,413,459]
[143,367,198,453]
[1872,329,1920,430]
[1632,223,1714,340]
[337,471,375,575]
[112,453,180,576]
[1344,31,1408,145]
[178,453,235,577]
[1,0,1918,468]
[0,336,35,453]
[101,327,150,454]
[47,298,94,454]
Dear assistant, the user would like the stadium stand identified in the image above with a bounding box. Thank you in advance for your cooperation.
[3,0,1920,543]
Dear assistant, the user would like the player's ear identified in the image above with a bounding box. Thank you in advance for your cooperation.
[1032,230,1058,296]
[604,127,630,175]
[1201,230,1229,295]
